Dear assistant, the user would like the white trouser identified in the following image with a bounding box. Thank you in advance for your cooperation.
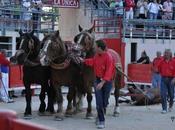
[0,73,9,102]
[126,10,134,20]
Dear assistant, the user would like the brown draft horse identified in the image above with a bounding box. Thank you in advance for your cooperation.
[74,25,122,117]
[10,30,54,119]
[39,30,84,121]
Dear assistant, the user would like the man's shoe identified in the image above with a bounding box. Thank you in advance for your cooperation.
[161,110,167,114]
[97,122,105,129]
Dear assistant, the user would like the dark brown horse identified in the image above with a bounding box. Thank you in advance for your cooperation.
[39,31,84,121]
[10,30,54,119]
[74,25,121,117]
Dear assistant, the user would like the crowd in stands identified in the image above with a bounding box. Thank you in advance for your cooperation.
[0,0,43,31]
[91,0,175,20]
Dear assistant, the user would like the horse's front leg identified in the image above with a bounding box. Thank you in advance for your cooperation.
[46,82,55,114]
[54,86,64,121]
[24,82,32,119]
[65,87,76,116]
[86,85,93,119]
[38,82,47,115]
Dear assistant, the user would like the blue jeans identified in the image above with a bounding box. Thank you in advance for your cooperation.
[160,77,174,111]
[94,78,112,122]
[152,73,161,88]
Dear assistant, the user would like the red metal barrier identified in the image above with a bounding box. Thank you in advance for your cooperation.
[0,109,17,130]
[12,119,53,130]
[127,64,152,84]
[0,109,53,130]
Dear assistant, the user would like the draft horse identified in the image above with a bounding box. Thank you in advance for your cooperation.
[74,25,121,117]
[10,30,54,118]
[39,30,84,121]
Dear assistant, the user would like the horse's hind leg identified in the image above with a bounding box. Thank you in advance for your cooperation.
[113,72,122,117]
[24,82,32,119]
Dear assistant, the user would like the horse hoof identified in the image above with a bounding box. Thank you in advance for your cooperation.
[86,113,94,119]
[54,116,64,121]
[113,112,120,117]
[65,111,73,117]
[23,114,32,120]
[38,112,45,116]
[44,111,54,116]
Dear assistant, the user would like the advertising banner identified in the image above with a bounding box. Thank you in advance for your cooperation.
[43,0,79,8]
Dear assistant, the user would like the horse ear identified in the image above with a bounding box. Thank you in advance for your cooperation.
[55,30,60,37]
[30,30,34,36]
[78,25,83,32]
[19,29,23,36]
[88,26,94,33]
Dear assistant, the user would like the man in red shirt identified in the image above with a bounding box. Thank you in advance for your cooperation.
[158,49,175,114]
[152,51,163,88]
[83,40,115,129]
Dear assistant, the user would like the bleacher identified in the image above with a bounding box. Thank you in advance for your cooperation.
[0,3,58,35]
[81,0,175,39]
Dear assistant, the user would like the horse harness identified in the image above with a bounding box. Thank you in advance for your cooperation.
[50,42,82,70]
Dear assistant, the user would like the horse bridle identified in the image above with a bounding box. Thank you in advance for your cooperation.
[76,31,95,52]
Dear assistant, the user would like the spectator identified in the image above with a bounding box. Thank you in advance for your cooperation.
[0,49,13,103]
[82,40,115,129]
[125,0,135,20]
[137,0,148,19]
[172,0,175,20]
[136,50,150,64]
[31,0,43,32]
[152,51,163,88]
[147,0,161,20]
[13,0,21,20]
[22,0,32,31]
[158,49,175,114]
[162,0,173,20]
[114,0,124,17]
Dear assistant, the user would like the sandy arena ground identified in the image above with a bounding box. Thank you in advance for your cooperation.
[0,89,175,130]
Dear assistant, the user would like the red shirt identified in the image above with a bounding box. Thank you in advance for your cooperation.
[152,56,163,73]
[125,0,135,11]
[158,58,175,77]
[0,53,10,66]
[84,51,115,81]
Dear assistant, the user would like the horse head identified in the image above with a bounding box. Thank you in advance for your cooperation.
[74,25,95,56]
[10,30,41,65]
[39,30,67,66]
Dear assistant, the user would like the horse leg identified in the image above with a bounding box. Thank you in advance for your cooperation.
[113,72,121,117]
[86,86,93,119]
[46,82,54,114]
[65,87,75,116]
[24,82,32,119]
[38,83,46,115]
[54,86,64,121]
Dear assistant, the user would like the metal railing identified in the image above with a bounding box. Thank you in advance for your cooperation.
[0,6,59,35]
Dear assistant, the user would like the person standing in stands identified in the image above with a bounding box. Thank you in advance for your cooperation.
[152,51,163,88]
[158,49,175,114]
[125,0,135,20]
[0,49,13,103]
[31,0,43,32]
[81,40,115,129]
